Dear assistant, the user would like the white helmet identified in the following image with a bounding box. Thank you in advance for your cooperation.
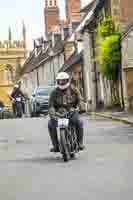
[14,84,19,89]
[56,72,70,90]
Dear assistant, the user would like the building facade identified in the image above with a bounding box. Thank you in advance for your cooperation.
[122,24,133,111]
[0,24,27,109]
[21,35,64,96]
[65,0,81,24]
[44,0,60,34]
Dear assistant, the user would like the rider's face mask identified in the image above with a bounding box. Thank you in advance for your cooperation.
[57,79,69,86]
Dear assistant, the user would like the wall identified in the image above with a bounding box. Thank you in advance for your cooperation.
[122,28,133,110]
[44,7,60,34]
[65,0,81,23]
[120,0,133,28]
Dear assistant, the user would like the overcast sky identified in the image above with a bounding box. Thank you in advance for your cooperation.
[0,0,91,50]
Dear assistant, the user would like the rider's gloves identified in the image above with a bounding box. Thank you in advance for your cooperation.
[70,107,75,112]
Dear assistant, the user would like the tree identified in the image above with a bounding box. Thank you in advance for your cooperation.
[97,17,121,107]
[99,34,121,80]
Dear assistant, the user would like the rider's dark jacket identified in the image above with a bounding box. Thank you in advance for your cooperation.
[11,89,25,99]
[48,86,81,116]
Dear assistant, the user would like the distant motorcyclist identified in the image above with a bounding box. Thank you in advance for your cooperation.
[48,72,85,152]
[10,84,25,115]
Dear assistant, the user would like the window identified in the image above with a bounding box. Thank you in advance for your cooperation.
[50,0,52,6]
[4,69,12,82]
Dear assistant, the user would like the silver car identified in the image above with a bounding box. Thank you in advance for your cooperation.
[30,86,55,117]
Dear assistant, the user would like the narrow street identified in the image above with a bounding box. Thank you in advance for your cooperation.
[0,116,133,199]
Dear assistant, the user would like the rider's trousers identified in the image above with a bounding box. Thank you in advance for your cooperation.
[48,111,84,148]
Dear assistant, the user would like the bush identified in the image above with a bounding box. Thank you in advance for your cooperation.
[96,17,121,107]
[98,34,121,80]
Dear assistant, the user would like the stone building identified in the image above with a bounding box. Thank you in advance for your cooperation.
[21,34,64,96]
[80,0,133,112]
[0,24,27,109]
[122,24,133,111]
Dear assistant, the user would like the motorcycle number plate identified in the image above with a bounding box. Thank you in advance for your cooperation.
[58,118,69,128]
[16,97,21,102]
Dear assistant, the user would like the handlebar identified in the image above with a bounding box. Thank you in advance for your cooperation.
[55,109,77,118]
[55,112,68,118]
[10,96,27,102]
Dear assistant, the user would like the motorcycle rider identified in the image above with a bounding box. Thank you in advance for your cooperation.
[48,72,85,152]
[10,84,25,115]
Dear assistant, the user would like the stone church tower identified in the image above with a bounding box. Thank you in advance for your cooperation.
[44,0,60,34]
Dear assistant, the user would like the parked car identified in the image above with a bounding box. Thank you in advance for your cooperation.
[0,101,5,119]
[30,86,55,117]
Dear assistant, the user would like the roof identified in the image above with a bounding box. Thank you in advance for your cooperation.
[65,3,96,43]
[53,39,64,54]
[80,0,95,13]
[122,22,133,39]
[59,51,83,72]
[21,37,64,74]
[80,0,104,32]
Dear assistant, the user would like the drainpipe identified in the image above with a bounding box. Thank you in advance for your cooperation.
[91,31,98,111]
[36,70,39,87]
[119,36,125,110]
[53,58,56,84]
[81,59,86,99]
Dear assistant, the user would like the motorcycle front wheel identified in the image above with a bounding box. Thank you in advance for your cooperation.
[60,129,70,162]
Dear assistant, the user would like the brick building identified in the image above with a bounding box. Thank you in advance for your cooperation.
[44,0,60,34]
[65,0,81,24]
[120,0,133,30]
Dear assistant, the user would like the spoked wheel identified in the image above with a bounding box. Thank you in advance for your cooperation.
[60,129,70,162]
[70,128,78,153]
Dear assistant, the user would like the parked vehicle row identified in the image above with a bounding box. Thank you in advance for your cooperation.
[0,85,55,119]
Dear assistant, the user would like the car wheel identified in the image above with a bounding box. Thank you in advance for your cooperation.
[30,112,35,118]
[35,112,40,117]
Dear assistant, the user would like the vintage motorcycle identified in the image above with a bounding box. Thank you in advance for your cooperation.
[11,95,24,118]
[56,110,79,162]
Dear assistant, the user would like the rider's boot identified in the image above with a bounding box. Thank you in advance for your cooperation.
[76,127,85,151]
[48,128,60,152]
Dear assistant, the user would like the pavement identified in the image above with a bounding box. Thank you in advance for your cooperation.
[88,111,133,125]
[0,116,133,199]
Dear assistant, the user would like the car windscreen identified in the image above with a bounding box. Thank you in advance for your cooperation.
[36,88,53,96]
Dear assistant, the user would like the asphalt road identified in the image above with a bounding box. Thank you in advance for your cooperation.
[0,116,133,200]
